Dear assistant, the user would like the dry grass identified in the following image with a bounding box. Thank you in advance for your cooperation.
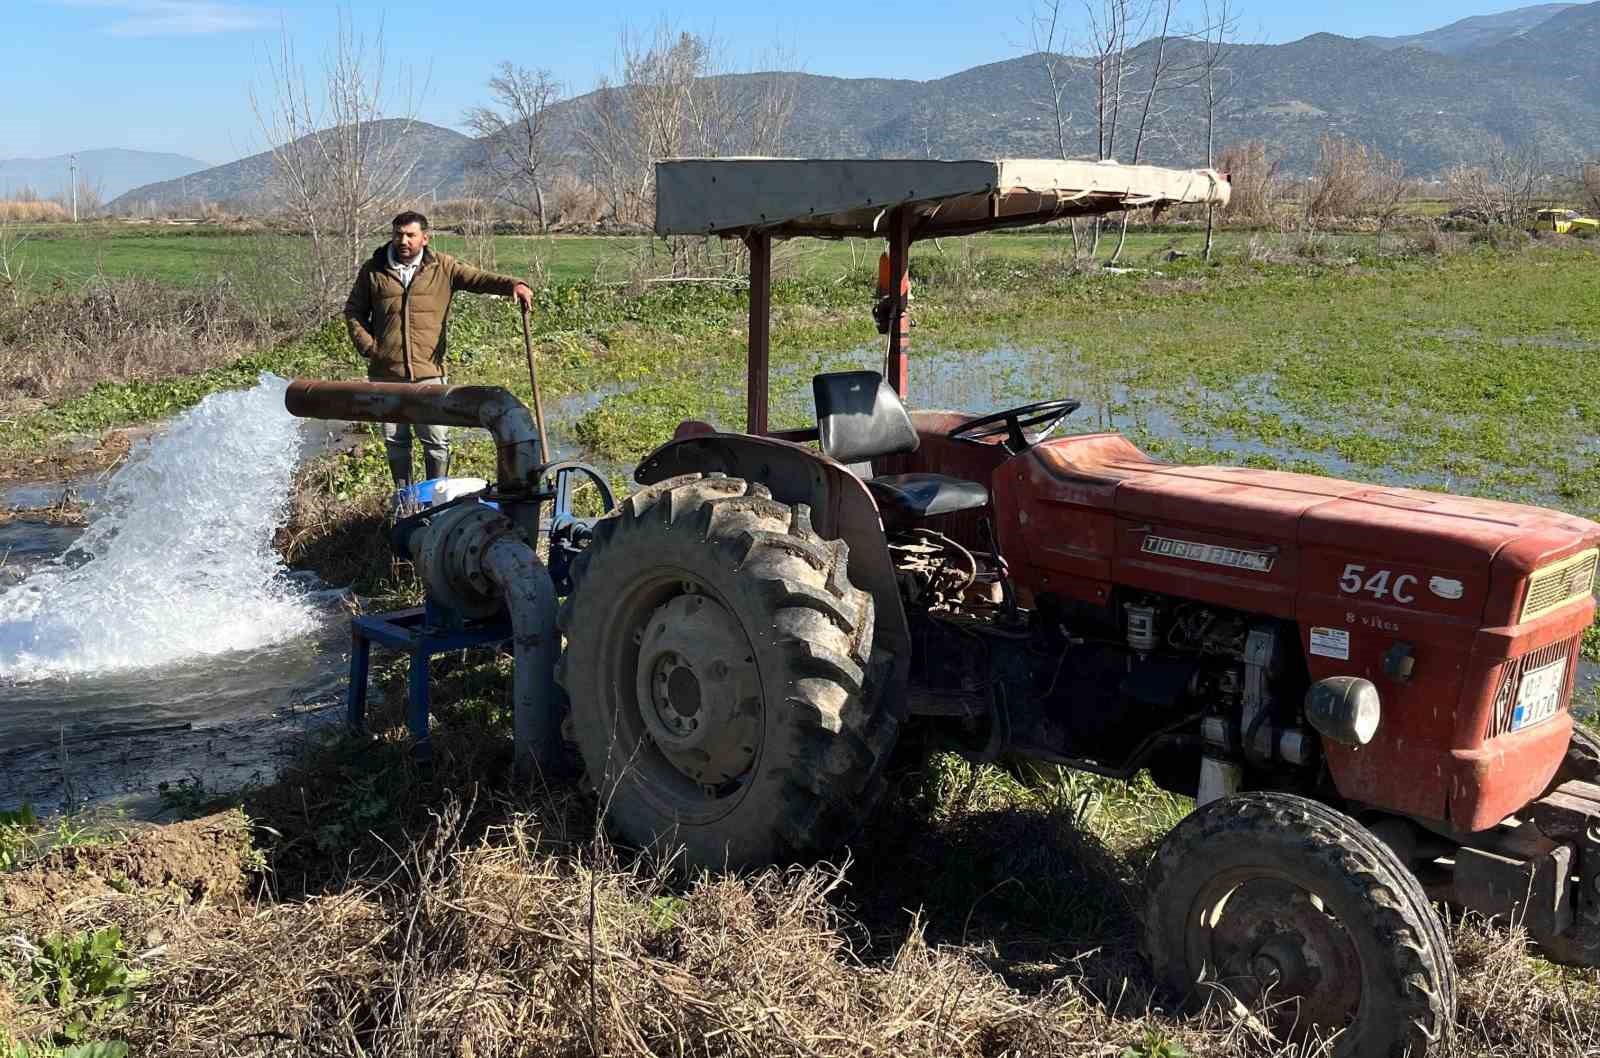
[275,455,396,586]
[0,275,277,412]
[0,200,70,223]
[4,781,1598,1058]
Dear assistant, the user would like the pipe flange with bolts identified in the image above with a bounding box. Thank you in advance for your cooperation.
[414,501,523,619]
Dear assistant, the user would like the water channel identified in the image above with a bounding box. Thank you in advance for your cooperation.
[0,376,348,811]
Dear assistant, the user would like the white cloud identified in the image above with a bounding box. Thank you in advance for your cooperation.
[57,0,272,37]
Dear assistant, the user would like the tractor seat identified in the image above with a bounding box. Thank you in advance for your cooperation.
[812,371,989,520]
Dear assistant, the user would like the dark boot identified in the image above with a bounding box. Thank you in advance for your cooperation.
[424,449,450,482]
[388,450,413,491]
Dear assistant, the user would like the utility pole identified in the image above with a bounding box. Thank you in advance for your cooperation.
[69,154,78,222]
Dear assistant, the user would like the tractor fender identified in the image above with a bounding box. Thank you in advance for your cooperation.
[635,433,911,710]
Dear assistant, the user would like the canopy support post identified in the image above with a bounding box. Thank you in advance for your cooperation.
[884,207,911,398]
[745,232,771,435]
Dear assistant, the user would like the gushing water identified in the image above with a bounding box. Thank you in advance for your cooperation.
[0,374,317,681]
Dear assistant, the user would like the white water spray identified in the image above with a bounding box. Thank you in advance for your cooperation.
[0,374,319,681]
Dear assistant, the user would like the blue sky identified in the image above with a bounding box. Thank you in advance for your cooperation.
[0,1,1539,163]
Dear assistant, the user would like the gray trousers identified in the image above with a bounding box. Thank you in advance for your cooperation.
[382,376,450,485]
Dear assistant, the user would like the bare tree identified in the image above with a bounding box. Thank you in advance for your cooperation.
[1193,0,1241,258]
[576,71,642,225]
[1304,135,1406,225]
[575,25,703,228]
[1031,0,1078,161]
[1443,138,1542,227]
[457,175,500,270]
[1069,0,1200,260]
[1216,141,1278,222]
[1027,0,1089,252]
[0,213,32,305]
[1084,0,1140,164]
[52,176,106,217]
[1078,0,1144,256]
[575,19,798,238]
[1107,0,1180,263]
[1582,162,1600,215]
[463,63,562,232]
[251,14,422,311]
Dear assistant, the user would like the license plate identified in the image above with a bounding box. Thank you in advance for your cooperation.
[1511,659,1567,732]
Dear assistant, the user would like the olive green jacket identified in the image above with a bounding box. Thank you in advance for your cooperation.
[344,245,520,382]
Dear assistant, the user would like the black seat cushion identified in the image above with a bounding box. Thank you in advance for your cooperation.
[868,473,989,519]
[813,370,919,465]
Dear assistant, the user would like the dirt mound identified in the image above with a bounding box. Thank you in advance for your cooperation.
[0,811,252,924]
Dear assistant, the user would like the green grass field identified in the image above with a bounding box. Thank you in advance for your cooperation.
[7,223,1370,291]
[9,227,1598,515]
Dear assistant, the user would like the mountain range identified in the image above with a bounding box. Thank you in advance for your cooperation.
[1361,4,1577,55]
[107,3,1600,213]
[3,149,210,203]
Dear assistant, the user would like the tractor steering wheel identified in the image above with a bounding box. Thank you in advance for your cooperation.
[946,398,1082,453]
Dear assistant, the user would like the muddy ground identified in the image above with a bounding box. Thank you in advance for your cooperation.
[0,812,251,922]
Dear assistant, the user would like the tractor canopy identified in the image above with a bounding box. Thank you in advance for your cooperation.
[651,157,1231,435]
[654,157,1231,239]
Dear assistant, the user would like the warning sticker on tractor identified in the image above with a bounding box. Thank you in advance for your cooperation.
[1309,627,1350,661]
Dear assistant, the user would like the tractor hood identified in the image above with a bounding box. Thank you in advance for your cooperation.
[1112,461,1594,570]
[1018,434,1600,621]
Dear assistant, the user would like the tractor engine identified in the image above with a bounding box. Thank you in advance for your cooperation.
[897,530,1317,796]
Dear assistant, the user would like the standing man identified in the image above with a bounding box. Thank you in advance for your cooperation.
[344,210,536,489]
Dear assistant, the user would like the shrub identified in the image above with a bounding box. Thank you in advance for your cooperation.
[0,275,284,410]
[1215,142,1279,224]
[1303,135,1407,225]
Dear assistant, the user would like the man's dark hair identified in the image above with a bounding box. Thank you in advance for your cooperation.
[392,210,429,231]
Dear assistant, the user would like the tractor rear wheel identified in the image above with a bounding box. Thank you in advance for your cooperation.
[1145,792,1455,1057]
[556,474,896,870]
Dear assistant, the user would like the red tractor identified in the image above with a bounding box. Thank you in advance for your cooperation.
[549,161,1600,1056]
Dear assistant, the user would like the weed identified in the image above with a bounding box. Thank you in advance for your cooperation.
[0,805,40,870]
[3,1039,129,1058]
[153,776,241,820]
[648,894,689,929]
[5,927,144,1048]
[0,807,114,872]
[311,766,407,857]
[1120,1032,1190,1058]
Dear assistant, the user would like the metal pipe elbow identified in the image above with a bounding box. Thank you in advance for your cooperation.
[481,535,562,780]
[470,388,542,487]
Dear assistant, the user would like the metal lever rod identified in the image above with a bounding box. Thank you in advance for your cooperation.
[520,303,552,465]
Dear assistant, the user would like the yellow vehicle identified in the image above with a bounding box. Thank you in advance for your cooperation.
[1533,207,1600,234]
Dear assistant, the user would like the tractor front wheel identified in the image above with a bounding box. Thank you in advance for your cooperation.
[1529,726,1600,966]
[556,474,896,871]
[1548,725,1600,791]
[1145,792,1456,1057]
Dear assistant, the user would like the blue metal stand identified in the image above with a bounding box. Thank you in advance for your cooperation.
[347,600,514,764]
